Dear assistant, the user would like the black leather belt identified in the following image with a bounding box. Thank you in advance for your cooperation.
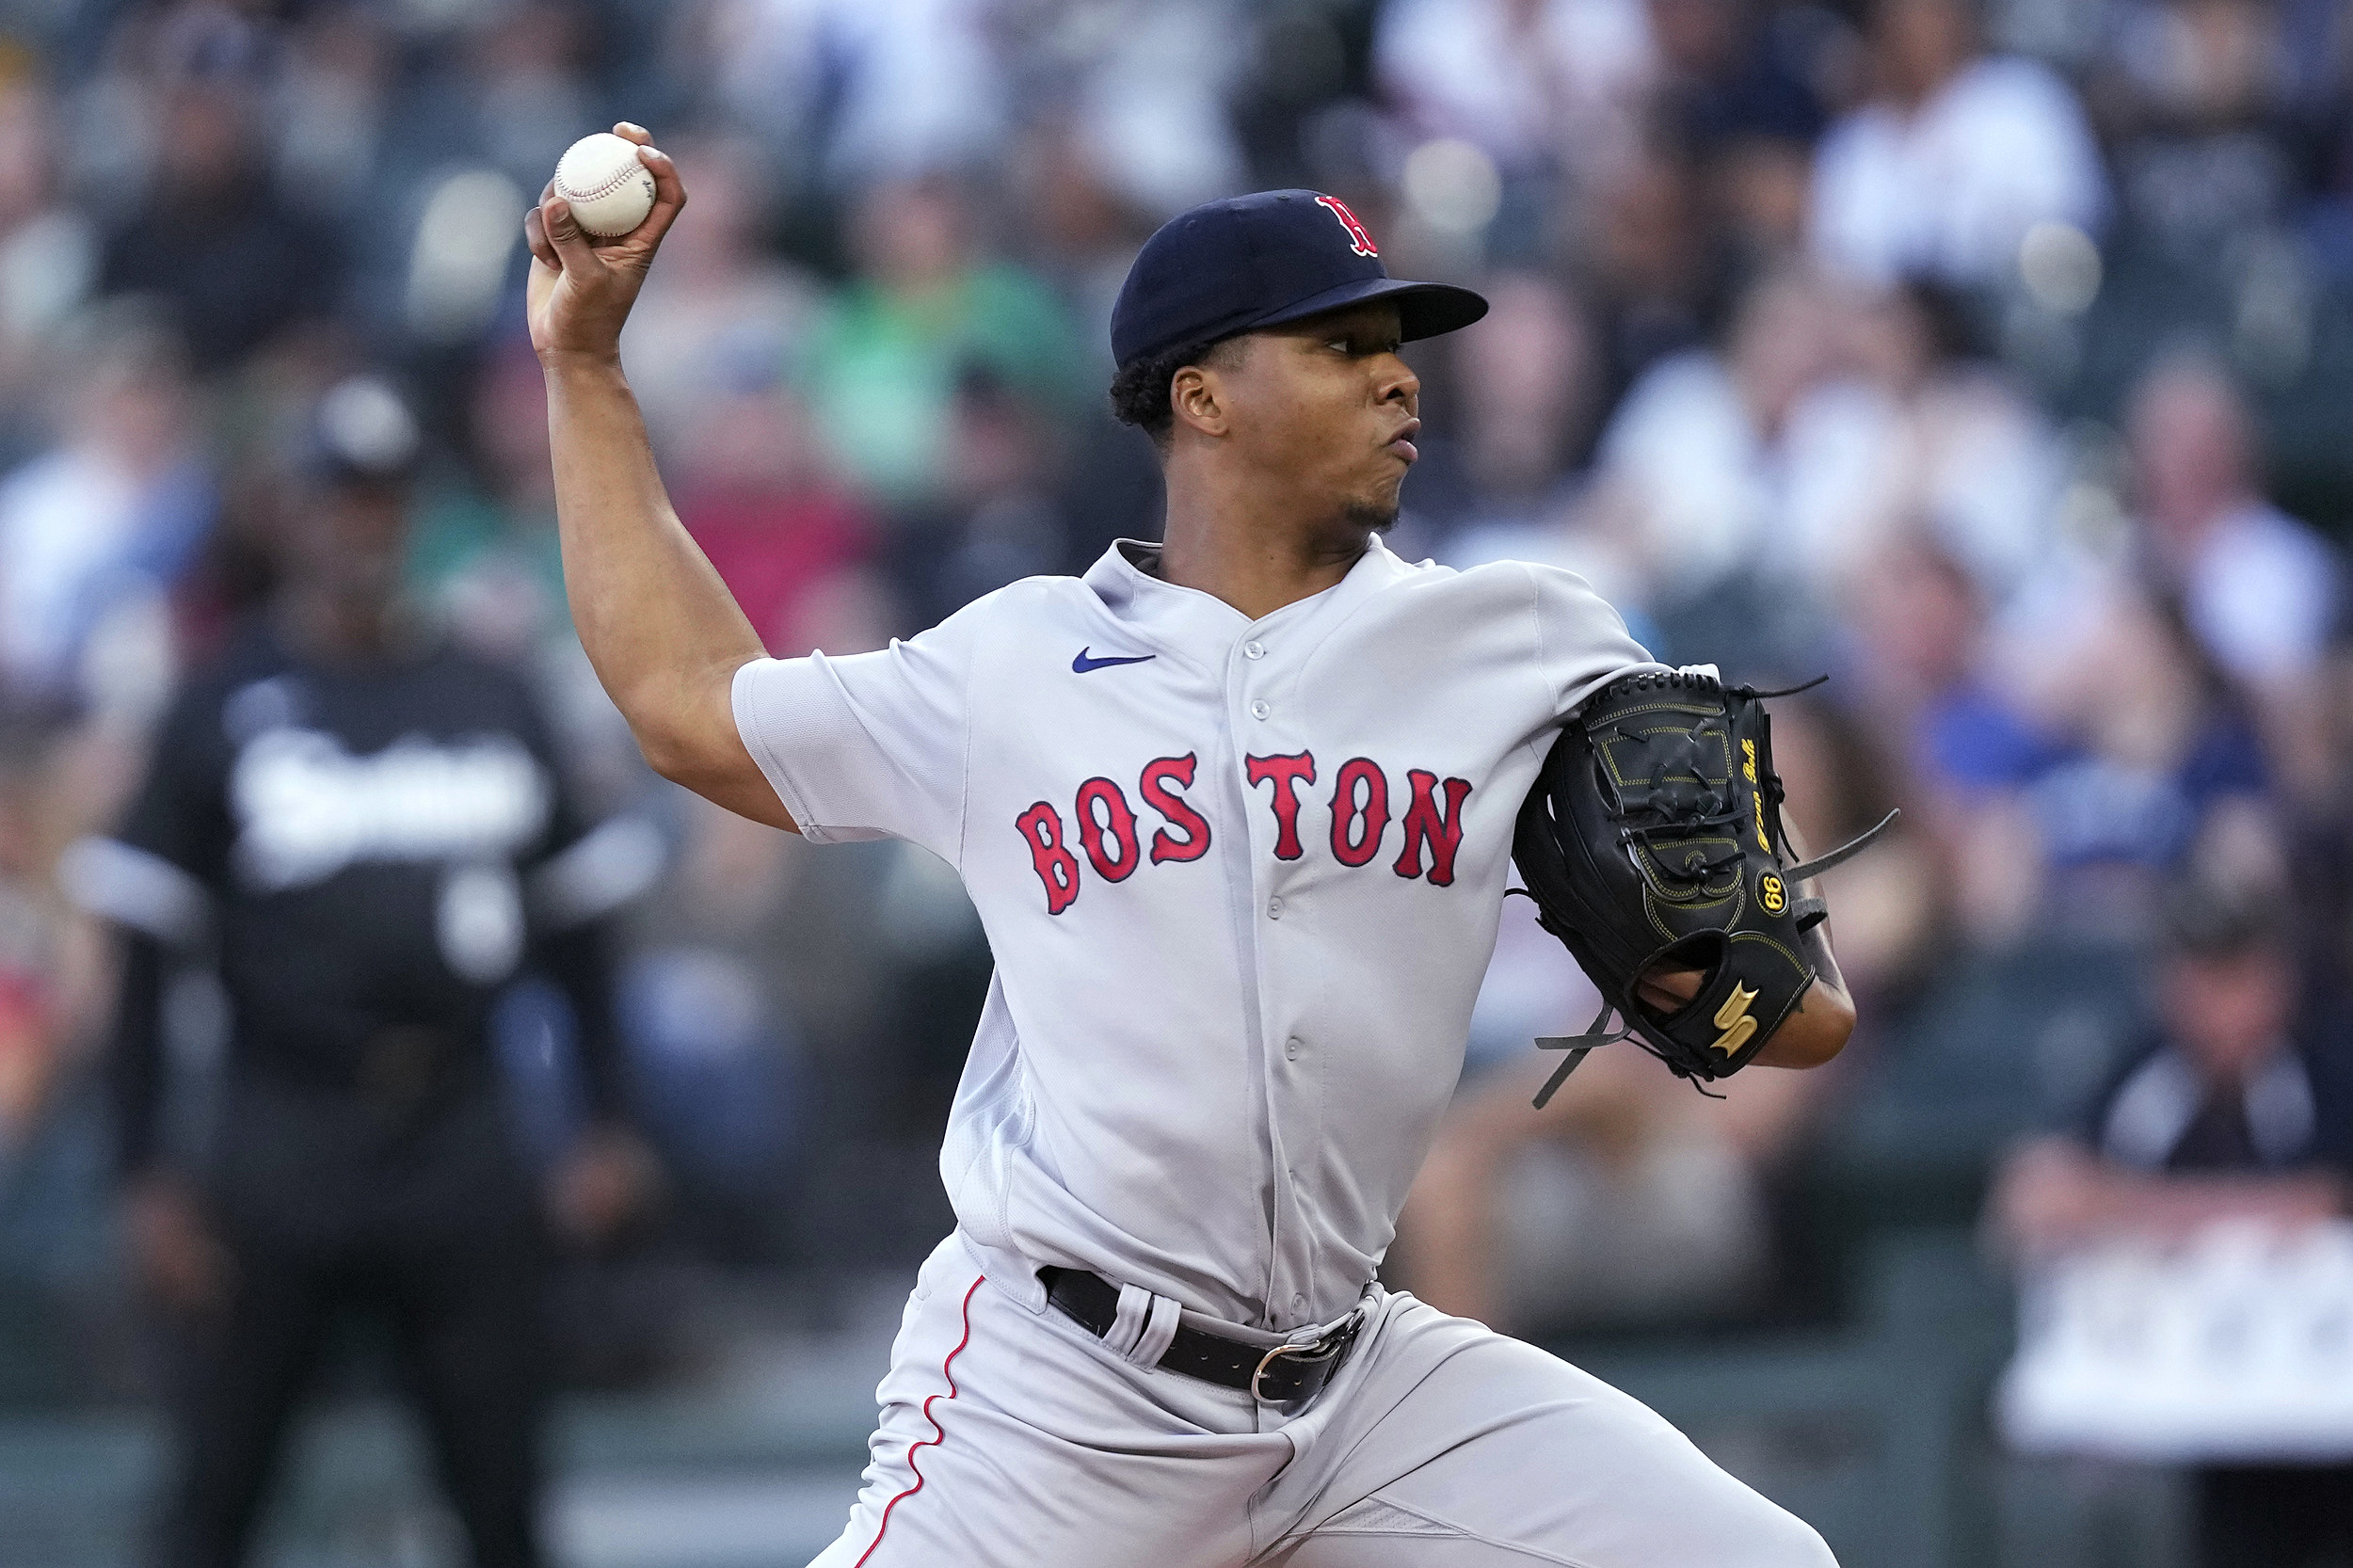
[1040,1267,1363,1406]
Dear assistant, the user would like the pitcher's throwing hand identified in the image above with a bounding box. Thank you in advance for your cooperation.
[523,122,686,363]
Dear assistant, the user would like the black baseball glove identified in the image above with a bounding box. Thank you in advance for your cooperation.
[1511,668,1894,1107]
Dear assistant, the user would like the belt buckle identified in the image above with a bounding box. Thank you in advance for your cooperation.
[1248,1310,1361,1404]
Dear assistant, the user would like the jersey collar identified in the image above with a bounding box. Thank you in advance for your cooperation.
[1083,535,1415,663]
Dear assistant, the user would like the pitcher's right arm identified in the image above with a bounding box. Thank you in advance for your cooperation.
[523,123,796,831]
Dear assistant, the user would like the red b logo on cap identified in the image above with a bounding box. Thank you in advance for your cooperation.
[1316,195,1379,258]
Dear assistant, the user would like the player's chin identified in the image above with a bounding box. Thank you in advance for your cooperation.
[1345,472,1405,533]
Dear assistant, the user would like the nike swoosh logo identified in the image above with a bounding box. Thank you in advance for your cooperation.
[1072,648,1157,674]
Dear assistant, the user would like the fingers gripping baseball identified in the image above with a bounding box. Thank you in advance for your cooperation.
[524,122,686,362]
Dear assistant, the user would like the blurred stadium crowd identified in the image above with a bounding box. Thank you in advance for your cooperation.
[1,0,2351,1540]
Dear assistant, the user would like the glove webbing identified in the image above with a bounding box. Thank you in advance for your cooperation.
[1531,1002,1627,1110]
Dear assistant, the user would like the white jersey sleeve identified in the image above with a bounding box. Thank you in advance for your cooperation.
[1523,560,1658,722]
[730,610,980,861]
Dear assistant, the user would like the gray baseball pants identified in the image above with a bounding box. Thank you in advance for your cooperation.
[808,1233,1837,1567]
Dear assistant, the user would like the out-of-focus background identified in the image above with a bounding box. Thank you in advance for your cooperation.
[1,0,2351,1564]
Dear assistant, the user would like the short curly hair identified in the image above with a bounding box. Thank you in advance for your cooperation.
[1107,334,1245,447]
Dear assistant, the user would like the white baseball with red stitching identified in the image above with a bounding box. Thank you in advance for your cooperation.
[552,133,656,237]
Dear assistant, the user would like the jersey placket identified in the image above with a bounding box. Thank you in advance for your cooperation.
[1230,618,1321,1329]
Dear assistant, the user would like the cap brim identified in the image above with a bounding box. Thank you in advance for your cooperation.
[1244,276,1490,344]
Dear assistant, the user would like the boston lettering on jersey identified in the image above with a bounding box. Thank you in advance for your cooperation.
[1015,752,1473,915]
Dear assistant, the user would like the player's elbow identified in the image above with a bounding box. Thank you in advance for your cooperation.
[616,666,743,789]
[632,720,729,794]
[628,712,801,833]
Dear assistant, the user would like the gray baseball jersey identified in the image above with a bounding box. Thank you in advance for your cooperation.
[734,536,1657,1330]
[735,537,1836,1566]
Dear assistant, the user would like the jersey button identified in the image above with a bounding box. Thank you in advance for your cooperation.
[1285,1037,1300,1060]
[1292,1294,1308,1312]
[1267,897,1284,919]
[1249,698,1271,720]
[1243,640,1267,660]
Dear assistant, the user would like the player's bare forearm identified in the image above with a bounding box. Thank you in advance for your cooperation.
[1751,918,1852,1068]
[540,358,785,821]
[524,124,795,831]
[1753,820,1854,1068]
[1635,910,1851,1069]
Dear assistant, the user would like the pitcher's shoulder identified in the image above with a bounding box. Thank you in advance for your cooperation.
[906,573,1095,645]
[1379,552,1617,616]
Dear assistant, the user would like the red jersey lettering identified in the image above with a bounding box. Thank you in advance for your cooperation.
[1016,802,1082,914]
[1140,754,1212,864]
[1245,752,1318,861]
[1075,776,1142,883]
[1329,757,1390,868]
[1392,770,1473,886]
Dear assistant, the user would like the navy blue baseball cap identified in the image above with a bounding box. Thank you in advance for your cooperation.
[1111,189,1489,369]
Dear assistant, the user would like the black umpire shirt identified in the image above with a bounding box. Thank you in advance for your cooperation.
[88,622,632,1181]
[2080,1030,2353,1180]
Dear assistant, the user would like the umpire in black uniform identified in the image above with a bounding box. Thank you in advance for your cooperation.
[77,376,658,1568]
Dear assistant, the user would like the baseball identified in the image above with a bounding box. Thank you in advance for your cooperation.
[552,132,656,237]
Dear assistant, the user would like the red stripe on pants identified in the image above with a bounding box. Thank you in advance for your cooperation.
[855,1274,984,1565]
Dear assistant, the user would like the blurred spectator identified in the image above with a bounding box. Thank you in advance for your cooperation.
[1991,883,2353,1568]
[997,1,1249,220]
[808,0,1010,185]
[1790,278,2063,611]
[2122,351,2341,795]
[2298,4,2353,279]
[269,4,395,225]
[1647,0,1835,264]
[406,344,653,810]
[1571,133,1728,409]
[799,176,1086,515]
[0,312,212,721]
[0,724,54,1143]
[617,133,822,458]
[616,796,814,1246]
[669,368,889,657]
[997,129,1172,567]
[1424,270,1606,542]
[0,67,99,457]
[410,342,569,664]
[1769,692,1939,1010]
[1577,264,1841,667]
[1429,272,1651,623]
[1224,1,1357,199]
[1809,0,2106,291]
[0,716,109,1150]
[392,2,604,214]
[1376,0,1656,185]
[2008,587,2274,941]
[1006,123,1164,360]
[71,376,657,1568]
[888,366,1074,631]
[1847,537,2054,948]
[98,68,342,369]
[2101,0,2304,253]
[615,792,983,1265]
[1394,1008,1804,1334]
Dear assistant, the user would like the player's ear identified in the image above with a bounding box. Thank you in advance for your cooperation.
[1170,362,1230,440]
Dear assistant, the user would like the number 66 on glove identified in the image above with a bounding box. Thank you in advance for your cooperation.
[1510,669,1895,1108]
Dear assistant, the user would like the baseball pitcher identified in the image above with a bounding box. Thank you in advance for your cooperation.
[525,124,1857,1568]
